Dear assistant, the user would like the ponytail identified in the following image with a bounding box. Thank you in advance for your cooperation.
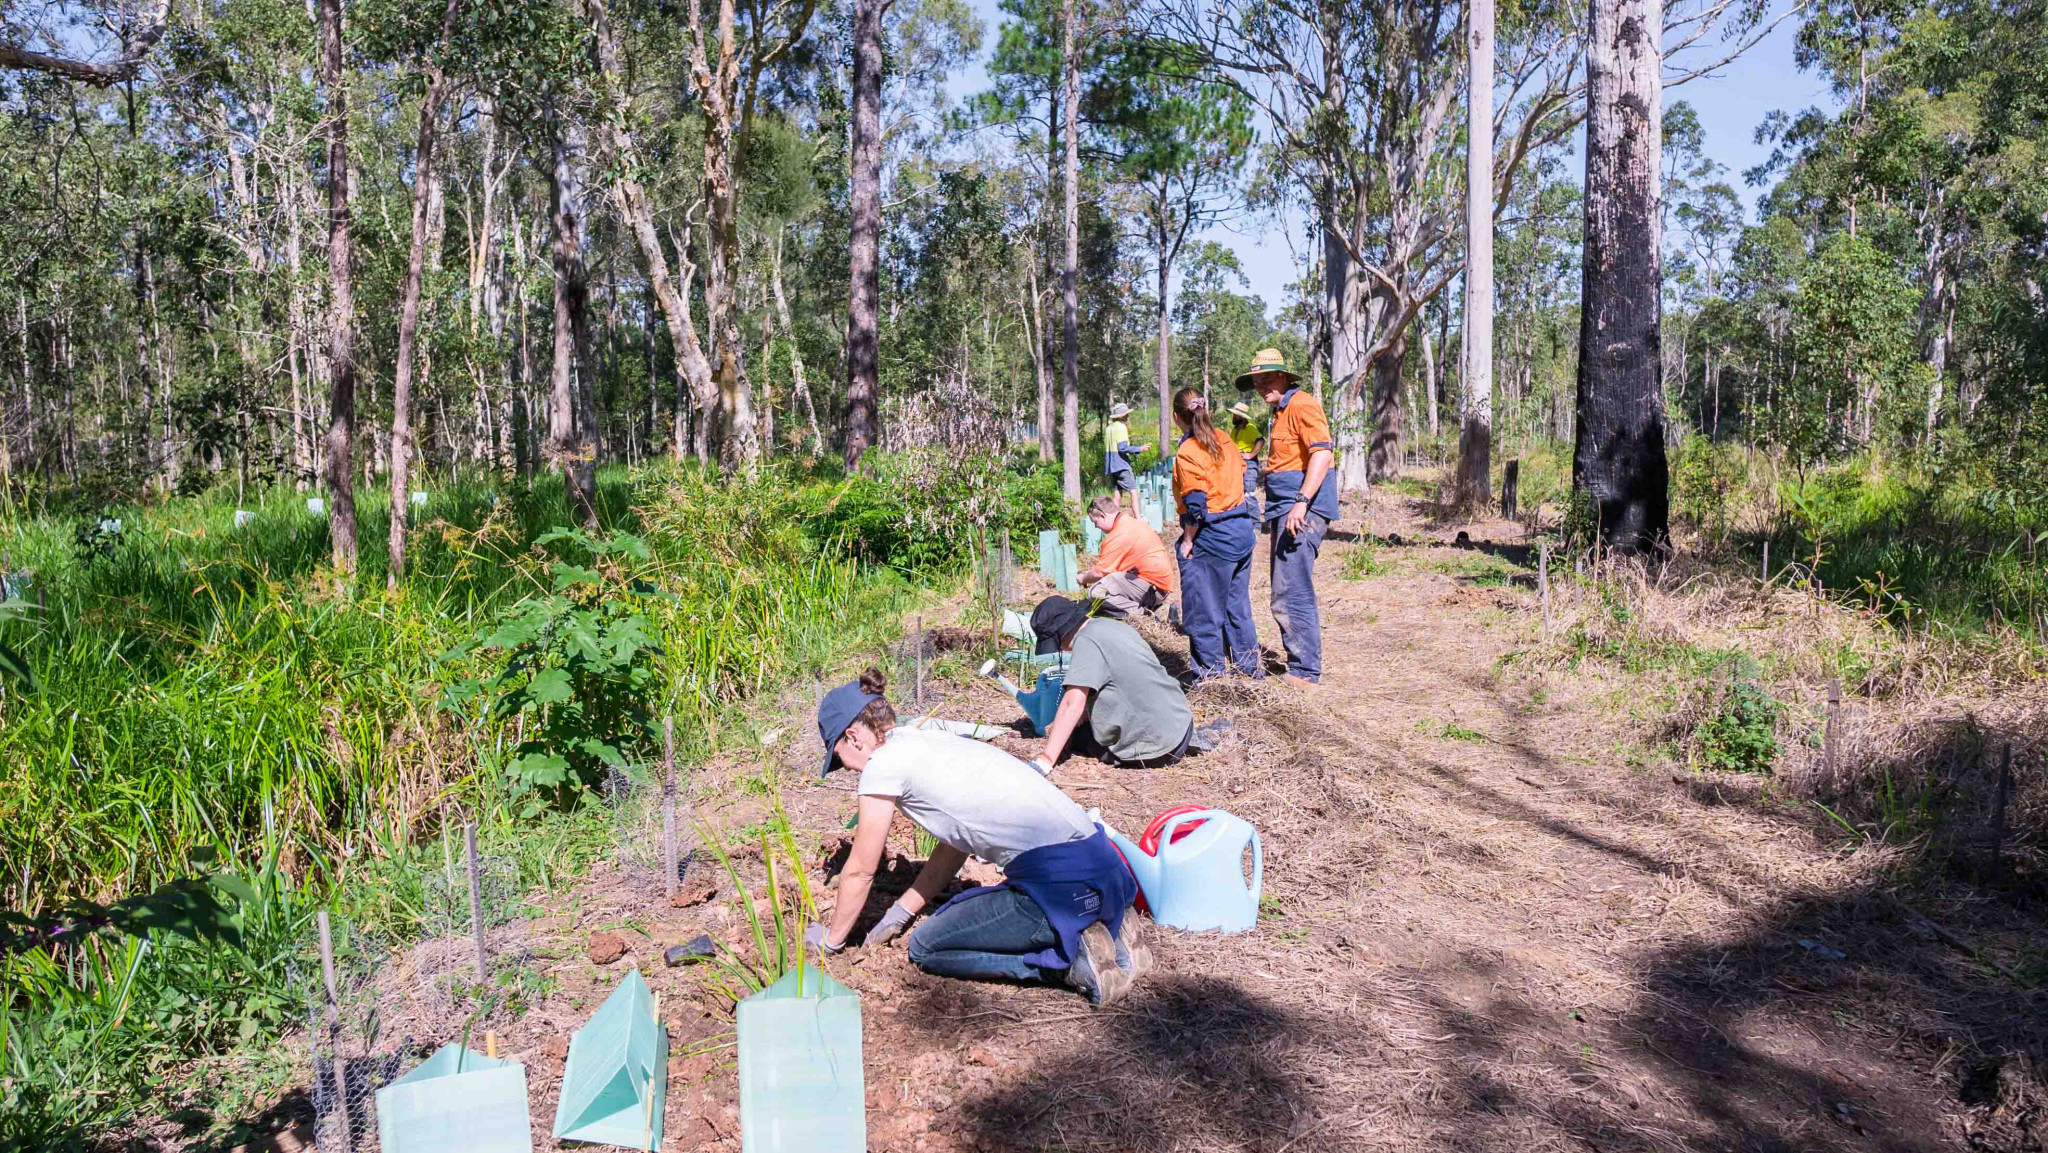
[1173,387,1224,459]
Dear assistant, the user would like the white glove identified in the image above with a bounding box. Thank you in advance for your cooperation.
[865,902,917,947]
[1029,756,1054,777]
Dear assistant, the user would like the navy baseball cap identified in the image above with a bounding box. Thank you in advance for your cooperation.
[816,679,881,777]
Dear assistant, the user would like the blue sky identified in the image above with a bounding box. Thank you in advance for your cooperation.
[946,0,1842,316]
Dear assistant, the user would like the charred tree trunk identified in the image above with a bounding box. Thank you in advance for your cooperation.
[320,0,358,573]
[549,113,599,528]
[1366,331,1407,481]
[1573,0,1669,555]
[843,0,882,471]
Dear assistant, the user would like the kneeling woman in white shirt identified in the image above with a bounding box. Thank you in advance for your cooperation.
[803,668,1150,1006]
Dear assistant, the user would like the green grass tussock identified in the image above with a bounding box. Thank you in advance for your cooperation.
[1,455,1062,1148]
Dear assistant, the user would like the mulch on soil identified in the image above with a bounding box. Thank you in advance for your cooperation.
[300,491,2044,1153]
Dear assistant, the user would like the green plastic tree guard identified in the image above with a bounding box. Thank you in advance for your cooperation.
[737,965,865,1152]
[1037,529,1061,578]
[552,968,669,1151]
[374,1043,534,1153]
[1056,543,1081,592]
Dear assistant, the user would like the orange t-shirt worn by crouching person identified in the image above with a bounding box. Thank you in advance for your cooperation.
[1096,513,1178,593]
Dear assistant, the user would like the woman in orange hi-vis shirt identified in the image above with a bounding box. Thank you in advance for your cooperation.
[1237,348,1336,684]
[1168,387,1261,680]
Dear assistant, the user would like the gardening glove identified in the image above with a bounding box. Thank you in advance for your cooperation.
[865,901,917,948]
[803,922,845,955]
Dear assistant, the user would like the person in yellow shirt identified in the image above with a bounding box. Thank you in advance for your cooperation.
[1079,495,1175,617]
[1228,401,1264,521]
[1236,348,1335,684]
[1102,402,1147,517]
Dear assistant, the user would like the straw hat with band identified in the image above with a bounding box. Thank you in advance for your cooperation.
[1107,402,1133,420]
[1227,401,1255,421]
[1232,348,1301,393]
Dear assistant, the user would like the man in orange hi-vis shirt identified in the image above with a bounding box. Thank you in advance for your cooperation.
[1237,348,1336,684]
[1079,494,1175,617]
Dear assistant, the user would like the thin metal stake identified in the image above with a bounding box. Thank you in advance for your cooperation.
[1539,543,1551,642]
[1823,680,1843,787]
[663,716,678,903]
[1761,540,1769,583]
[465,823,487,983]
[317,911,354,1153]
[1990,743,2013,880]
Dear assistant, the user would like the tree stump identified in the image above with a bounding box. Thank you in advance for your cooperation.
[1500,459,1520,521]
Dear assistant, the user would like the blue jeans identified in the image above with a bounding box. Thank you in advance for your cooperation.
[907,886,1062,982]
[1268,510,1328,681]
[1179,547,1261,679]
[1241,459,1262,520]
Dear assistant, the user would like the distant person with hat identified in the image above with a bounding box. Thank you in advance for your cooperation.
[1227,400,1265,521]
[1079,494,1175,617]
[1027,595,1205,771]
[1102,401,1148,518]
[1169,387,1262,679]
[804,668,1149,1006]
[1236,348,1337,684]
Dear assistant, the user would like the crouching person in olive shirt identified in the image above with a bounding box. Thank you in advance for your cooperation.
[1027,596,1198,771]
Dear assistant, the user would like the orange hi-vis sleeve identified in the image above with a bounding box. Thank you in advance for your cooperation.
[1264,389,1334,475]
[1096,514,1177,592]
[1172,432,1247,518]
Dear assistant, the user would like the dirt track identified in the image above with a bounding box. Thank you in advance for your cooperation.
[378,492,2044,1152]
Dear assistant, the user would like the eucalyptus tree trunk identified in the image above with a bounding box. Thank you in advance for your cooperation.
[770,232,820,453]
[1456,0,1495,507]
[549,115,599,529]
[320,0,358,573]
[1574,0,1669,555]
[1060,0,1082,505]
[1155,232,1171,453]
[387,0,463,588]
[843,0,882,471]
[592,0,715,465]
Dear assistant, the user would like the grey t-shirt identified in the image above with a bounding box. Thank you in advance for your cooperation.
[1064,618,1191,761]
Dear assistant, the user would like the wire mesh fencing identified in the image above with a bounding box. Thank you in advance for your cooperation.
[300,825,532,1152]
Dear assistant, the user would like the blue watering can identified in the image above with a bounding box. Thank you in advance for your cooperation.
[1016,671,1066,735]
[1109,808,1262,933]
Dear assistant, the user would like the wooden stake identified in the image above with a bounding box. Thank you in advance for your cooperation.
[1823,680,1842,786]
[663,716,678,903]
[1539,542,1551,642]
[914,615,925,705]
[465,822,487,982]
[642,994,665,1152]
[317,911,354,1153]
[486,1030,498,1059]
[1990,743,2013,880]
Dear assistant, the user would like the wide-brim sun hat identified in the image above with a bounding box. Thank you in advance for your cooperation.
[1227,401,1254,421]
[1233,347,1301,392]
[1108,402,1133,420]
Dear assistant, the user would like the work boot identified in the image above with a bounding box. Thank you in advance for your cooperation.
[1113,917,1154,980]
[1186,718,1233,753]
[1066,923,1133,1007]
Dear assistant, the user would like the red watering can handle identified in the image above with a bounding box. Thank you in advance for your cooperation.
[1139,804,1209,856]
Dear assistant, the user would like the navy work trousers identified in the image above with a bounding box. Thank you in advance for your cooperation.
[1178,522,1260,680]
[1267,510,1329,681]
